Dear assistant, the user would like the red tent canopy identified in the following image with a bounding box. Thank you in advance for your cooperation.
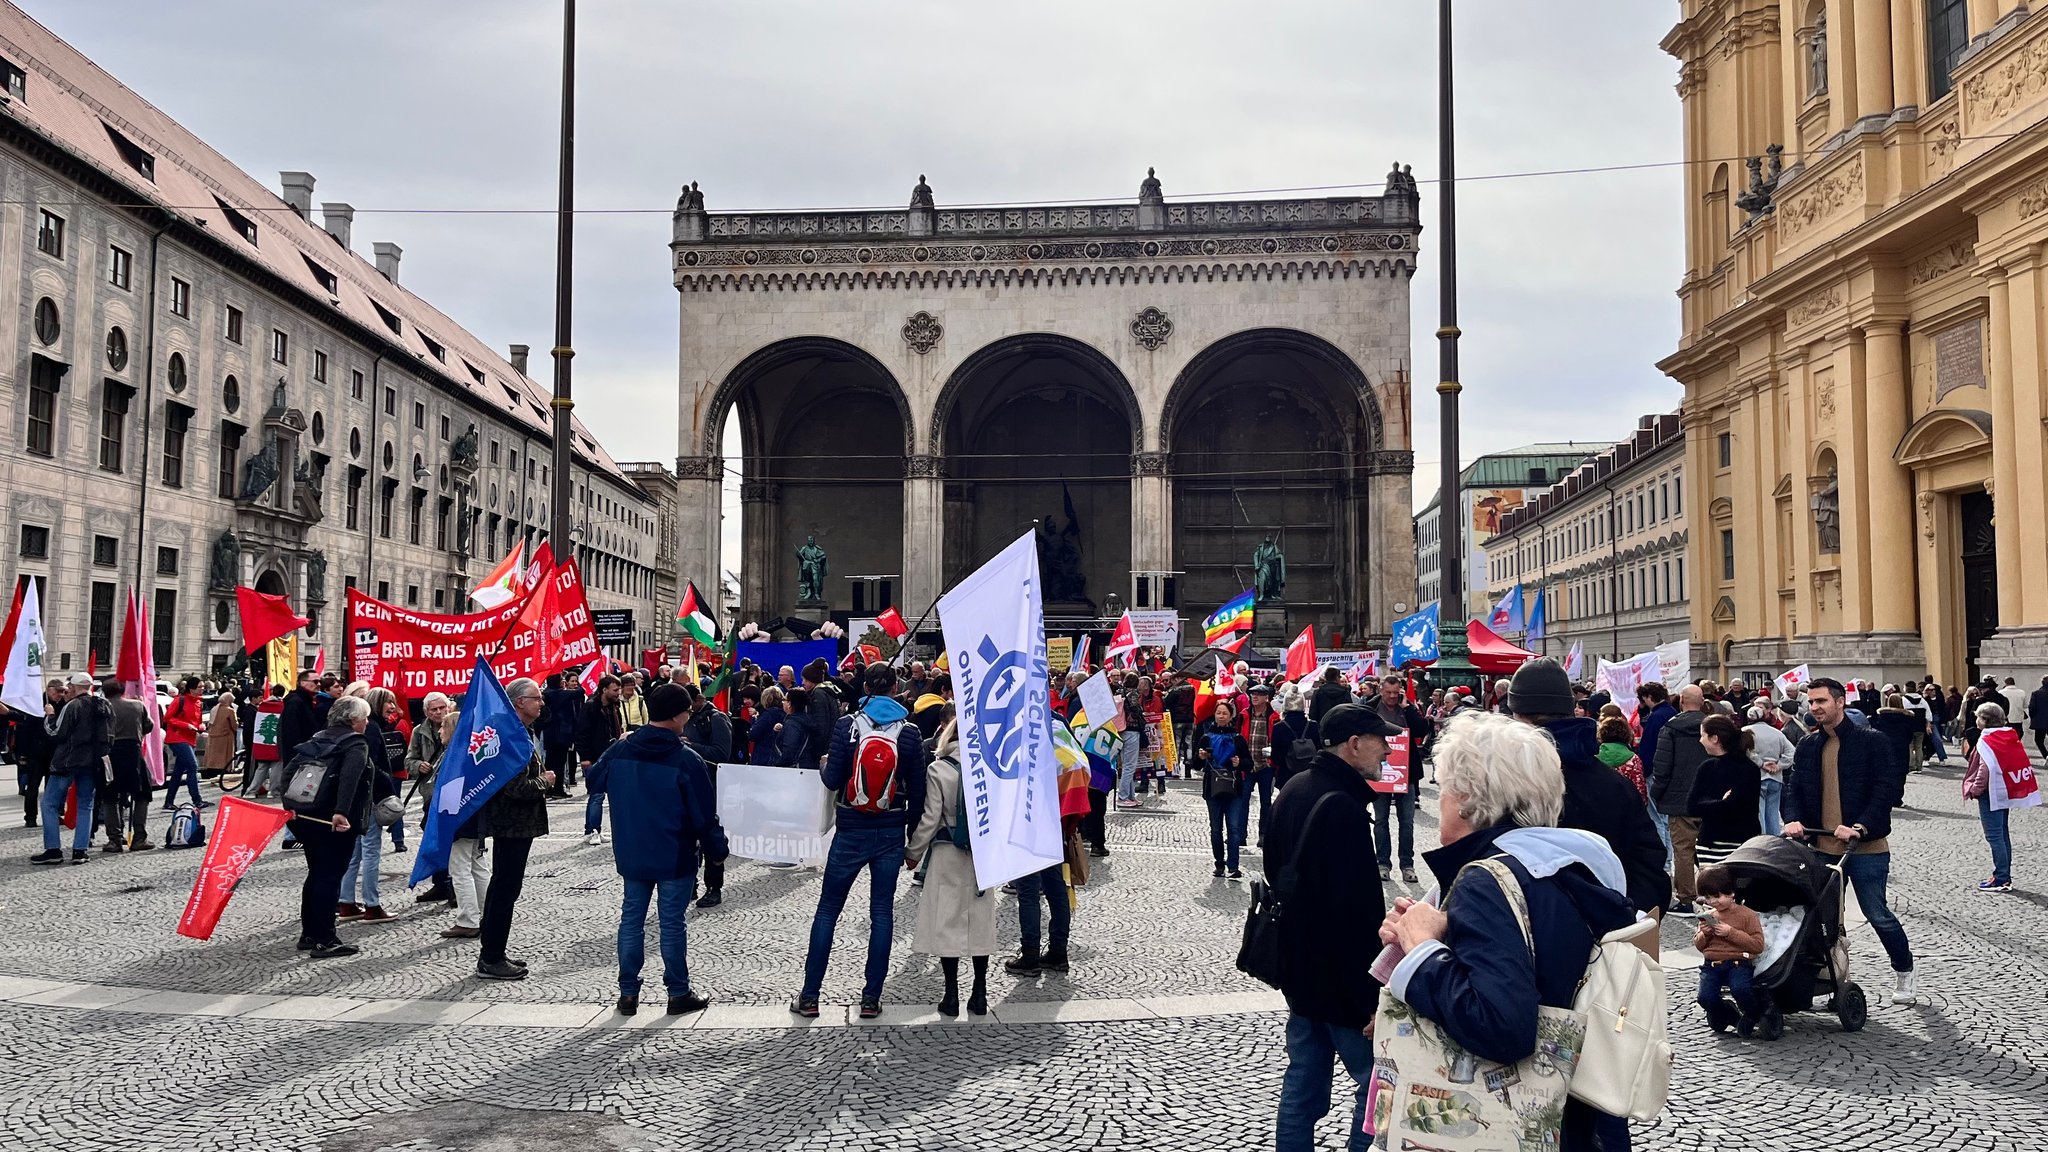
[1465,619,1541,675]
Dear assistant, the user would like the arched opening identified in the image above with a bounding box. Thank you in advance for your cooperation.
[713,339,910,619]
[255,569,288,598]
[1163,329,1380,639]
[1706,164,1730,257]
[937,336,1137,612]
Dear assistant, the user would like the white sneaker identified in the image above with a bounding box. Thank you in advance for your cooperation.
[1891,971,1918,1005]
[583,831,603,847]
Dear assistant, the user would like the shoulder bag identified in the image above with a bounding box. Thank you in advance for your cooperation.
[1235,791,1338,987]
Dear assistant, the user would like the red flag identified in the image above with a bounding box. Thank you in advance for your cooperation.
[86,650,97,678]
[116,590,145,685]
[1072,635,1092,675]
[235,587,310,655]
[642,647,667,675]
[516,542,558,632]
[0,578,22,689]
[176,797,294,941]
[1215,631,1251,657]
[61,786,77,829]
[877,606,909,639]
[1284,626,1318,683]
[313,647,327,676]
[578,655,605,695]
[1106,611,1139,667]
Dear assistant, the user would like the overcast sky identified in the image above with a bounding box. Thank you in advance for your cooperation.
[44,0,1683,527]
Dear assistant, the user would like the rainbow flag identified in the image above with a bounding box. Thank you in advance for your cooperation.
[1202,589,1256,645]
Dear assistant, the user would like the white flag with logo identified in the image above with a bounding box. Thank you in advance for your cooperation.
[1775,664,1811,699]
[1,580,47,714]
[940,532,1064,890]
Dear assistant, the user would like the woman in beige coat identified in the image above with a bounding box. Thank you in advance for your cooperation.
[203,692,240,777]
[907,718,993,1016]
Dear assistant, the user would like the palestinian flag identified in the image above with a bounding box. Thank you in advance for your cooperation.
[700,629,740,712]
[676,580,720,648]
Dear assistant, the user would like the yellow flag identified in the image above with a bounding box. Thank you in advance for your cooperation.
[266,634,298,689]
[1159,713,1179,773]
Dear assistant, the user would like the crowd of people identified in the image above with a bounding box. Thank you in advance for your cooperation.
[4,646,2041,1150]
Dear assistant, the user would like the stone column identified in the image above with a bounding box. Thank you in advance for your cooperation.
[2007,251,2048,624]
[1364,451,1416,638]
[1852,0,1894,119]
[1826,0,1855,136]
[1782,350,1818,637]
[1861,320,1917,632]
[1831,330,1874,634]
[1732,385,1766,634]
[738,478,775,621]
[1890,0,1920,108]
[902,455,946,627]
[1130,452,1171,607]
[1969,0,1999,33]
[674,453,725,618]
[1985,265,2023,625]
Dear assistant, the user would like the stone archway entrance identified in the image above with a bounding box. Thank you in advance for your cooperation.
[1162,329,1394,641]
[715,339,911,619]
[936,336,1137,613]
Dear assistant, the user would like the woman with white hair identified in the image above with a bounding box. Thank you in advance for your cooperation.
[406,692,457,904]
[1964,701,2041,892]
[290,694,374,958]
[1377,712,1637,1151]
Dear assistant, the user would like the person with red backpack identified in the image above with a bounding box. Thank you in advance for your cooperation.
[792,662,927,1020]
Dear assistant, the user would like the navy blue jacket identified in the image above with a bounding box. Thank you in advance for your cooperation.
[821,695,926,832]
[1636,701,1677,771]
[541,686,583,747]
[748,706,805,766]
[1789,721,1901,843]
[1393,822,1635,1152]
[587,725,728,882]
[1542,717,1672,915]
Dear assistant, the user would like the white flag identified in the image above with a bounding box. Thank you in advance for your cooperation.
[1,580,47,714]
[1564,640,1585,680]
[1775,664,1812,699]
[940,532,1064,890]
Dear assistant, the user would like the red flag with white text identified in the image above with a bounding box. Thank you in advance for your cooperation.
[1284,626,1318,683]
[176,797,295,941]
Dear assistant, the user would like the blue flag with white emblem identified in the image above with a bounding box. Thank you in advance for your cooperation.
[1391,604,1441,669]
[409,657,534,887]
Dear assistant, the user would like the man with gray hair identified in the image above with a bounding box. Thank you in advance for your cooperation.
[31,674,109,865]
[473,676,554,980]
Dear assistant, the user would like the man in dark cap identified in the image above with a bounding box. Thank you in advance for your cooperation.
[587,683,727,1018]
[1507,658,1671,926]
[1265,703,1397,1149]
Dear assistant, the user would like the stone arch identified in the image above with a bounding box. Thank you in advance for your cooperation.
[1158,327,1382,454]
[1894,407,1991,469]
[702,337,912,458]
[929,333,1140,457]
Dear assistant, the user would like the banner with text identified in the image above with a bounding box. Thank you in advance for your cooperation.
[345,562,598,695]
[1127,610,1183,657]
[716,762,835,865]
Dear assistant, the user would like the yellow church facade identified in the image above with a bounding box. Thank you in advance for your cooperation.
[1662,0,2048,687]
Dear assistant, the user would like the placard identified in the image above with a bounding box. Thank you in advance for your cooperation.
[1047,636,1073,674]
[1127,610,1183,656]
[592,609,634,645]
[1370,732,1410,794]
[716,762,834,865]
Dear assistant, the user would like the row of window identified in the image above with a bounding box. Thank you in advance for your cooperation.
[1488,470,1684,586]
[1549,555,1687,622]
[8,572,179,670]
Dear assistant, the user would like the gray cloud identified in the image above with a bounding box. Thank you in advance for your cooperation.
[45,0,1684,506]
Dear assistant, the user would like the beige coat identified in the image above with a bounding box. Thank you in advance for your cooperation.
[909,755,996,959]
[202,699,239,771]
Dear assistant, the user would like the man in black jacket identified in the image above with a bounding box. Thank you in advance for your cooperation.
[1650,685,1711,914]
[1369,675,1433,882]
[2030,676,2048,760]
[577,676,624,845]
[541,675,584,797]
[278,670,320,768]
[1785,677,1917,1004]
[1508,658,1672,924]
[1264,703,1391,1152]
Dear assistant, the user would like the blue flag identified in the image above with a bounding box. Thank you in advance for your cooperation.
[1527,586,1547,642]
[1391,604,1441,669]
[409,657,534,887]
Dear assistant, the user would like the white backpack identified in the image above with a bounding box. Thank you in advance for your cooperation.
[1568,916,1671,1121]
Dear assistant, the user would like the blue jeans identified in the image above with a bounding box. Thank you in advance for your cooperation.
[618,877,693,998]
[1928,719,1948,761]
[1275,1012,1373,1151]
[341,827,383,907]
[1759,777,1784,836]
[1206,791,1247,869]
[1015,860,1070,954]
[585,791,605,835]
[1697,959,1759,1019]
[800,823,905,1001]
[1979,795,2013,885]
[1820,850,1914,972]
[1372,789,1416,869]
[40,772,95,853]
[1648,799,1673,873]
[1116,734,1140,802]
[162,742,202,807]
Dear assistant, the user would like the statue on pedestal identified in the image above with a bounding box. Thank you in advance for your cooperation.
[1253,535,1287,603]
[209,530,241,592]
[797,535,829,604]
[1812,474,1841,555]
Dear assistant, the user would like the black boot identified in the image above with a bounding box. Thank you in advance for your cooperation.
[937,957,960,1017]
[1005,949,1041,976]
[967,956,989,1016]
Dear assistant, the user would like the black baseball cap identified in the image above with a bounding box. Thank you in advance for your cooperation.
[1318,703,1402,746]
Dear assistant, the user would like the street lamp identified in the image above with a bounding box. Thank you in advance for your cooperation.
[548,0,576,559]
[1433,0,1474,686]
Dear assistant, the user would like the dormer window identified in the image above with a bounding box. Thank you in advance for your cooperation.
[2,58,26,102]
[102,121,155,181]
[213,197,258,246]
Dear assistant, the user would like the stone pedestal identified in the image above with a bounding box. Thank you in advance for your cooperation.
[793,598,829,626]
[1253,604,1289,646]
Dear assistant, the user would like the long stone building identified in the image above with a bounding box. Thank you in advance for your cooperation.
[1663,1,2048,686]
[668,171,1421,644]
[1481,414,1690,666]
[1412,443,1601,623]
[0,5,660,677]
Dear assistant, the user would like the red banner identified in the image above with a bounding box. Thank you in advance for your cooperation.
[1370,733,1411,794]
[176,797,294,941]
[346,560,599,696]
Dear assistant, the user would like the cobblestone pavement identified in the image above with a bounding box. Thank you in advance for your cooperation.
[0,761,2040,1150]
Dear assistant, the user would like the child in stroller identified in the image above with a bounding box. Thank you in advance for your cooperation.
[1693,863,1770,1036]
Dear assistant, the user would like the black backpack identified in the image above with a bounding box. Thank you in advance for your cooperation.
[1237,792,1339,988]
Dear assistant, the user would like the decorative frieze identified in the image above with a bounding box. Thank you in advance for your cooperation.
[1776,154,1864,244]
[1963,33,2048,129]
[904,454,946,479]
[1787,284,1843,327]
[1908,240,1975,285]
[1131,452,1170,477]
[673,455,722,480]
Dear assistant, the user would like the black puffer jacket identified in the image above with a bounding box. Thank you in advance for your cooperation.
[1263,753,1386,1029]
[288,725,372,835]
[1789,723,1900,842]
[1648,709,1709,817]
[1540,718,1671,915]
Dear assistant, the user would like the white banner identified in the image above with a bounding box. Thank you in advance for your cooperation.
[1597,652,1664,721]
[1,579,47,714]
[1076,669,1119,739]
[1127,609,1182,656]
[1656,639,1691,689]
[940,532,1064,890]
[715,762,834,866]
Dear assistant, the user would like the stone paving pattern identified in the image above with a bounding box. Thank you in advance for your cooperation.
[0,762,2040,1150]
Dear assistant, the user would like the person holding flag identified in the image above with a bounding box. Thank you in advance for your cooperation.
[473,677,555,980]
[284,694,375,958]
[31,675,110,865]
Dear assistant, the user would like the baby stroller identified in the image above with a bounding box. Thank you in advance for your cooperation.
[1704,835,1868,1039]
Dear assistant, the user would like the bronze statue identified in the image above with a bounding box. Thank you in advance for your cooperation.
[1253,535,1286,603]
[797,535,828,603]
[239,438,279,500]
[209,530,240,591]
[305,551,328,603]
